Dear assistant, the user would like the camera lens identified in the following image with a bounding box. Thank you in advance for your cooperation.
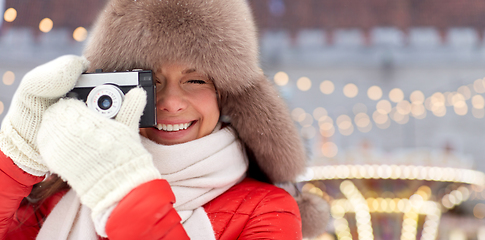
[98,95,113,110]
[86,84,125,119]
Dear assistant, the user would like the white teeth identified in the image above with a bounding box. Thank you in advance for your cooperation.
[156,122,192,132]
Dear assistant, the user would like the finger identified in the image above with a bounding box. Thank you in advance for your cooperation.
[115,88,147,131]
[20,55,90,99]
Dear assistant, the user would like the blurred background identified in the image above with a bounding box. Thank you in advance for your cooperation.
[3,0,485,239]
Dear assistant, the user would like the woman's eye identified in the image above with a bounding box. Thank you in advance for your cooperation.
[187,79,206,84]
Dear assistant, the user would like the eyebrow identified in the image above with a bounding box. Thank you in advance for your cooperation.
[182,68,197,74]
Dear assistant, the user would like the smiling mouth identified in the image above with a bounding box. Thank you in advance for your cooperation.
[156,121,194,132]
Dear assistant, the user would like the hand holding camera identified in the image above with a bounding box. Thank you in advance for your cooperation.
[0,55,89,176]
[37,88,161,236]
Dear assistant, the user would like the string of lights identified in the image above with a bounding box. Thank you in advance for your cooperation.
[274,70,485,158]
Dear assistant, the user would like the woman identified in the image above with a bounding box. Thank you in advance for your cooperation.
[0,0,328,239]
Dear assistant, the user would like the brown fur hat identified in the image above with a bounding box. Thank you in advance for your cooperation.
[83,0,306,184]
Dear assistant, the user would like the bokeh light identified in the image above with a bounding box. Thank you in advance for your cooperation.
[355,113,371,128]
[343,83,358,98]
[396,100,412,115]
[376,100,392,114]
[322,142,338,158]
[299,113,314,127]
[457,85,471,100]
[373,110,389,125]
[291,108,306,122]
[319,116,335,137]
[411,103,427,119]
[475,203,485,219]
[474,78,485,93]
[320,80,335,94]
[73,27,88,42]
[2,71,15,85]
[0,101,4,115]
[367,86,382,100]
[274,71,289,86]
[4,8,17,22]
[39,18,53,33]
[313,107,328,120]
[389,88,404,103]
[410,90,425,104]
[472,95,485,109]
[297,77,312,91]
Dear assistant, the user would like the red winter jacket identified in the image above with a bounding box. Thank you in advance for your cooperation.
[0,150,302,240]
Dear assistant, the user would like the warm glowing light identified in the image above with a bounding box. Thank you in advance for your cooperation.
[457,86,471,100]
[410,90,425,104]
[320,80,335,94]
[343,83,358,98]
[2,71,15,85]
[313,107,328,120]
[449,229,467,240]
[367,86,382,100]
[73,27,88,42]
[375,118,391,129]
[355,113,371,128]
[4,8,17,22]
[318,115,334,127]
[472,95,485,109]
[274,71,289,86]
[320,125,335,137]
[336,115,352,129]
[474,79,485,93]
[336,115,353,136]
[39,18,53,33]
[396,100,412,115]
[372,110,389,124]
[0,101,4,115]
[297,77,312,91]
[291,108,306,122]
[411,103,426,119]
[298,113,314,127]
[454,103,468,116]
[322,142,338,158]
[308,164,485,186]
[318,116,334,138]
[474,203,485,219]
[376,100,392,114]
[430,92,445,107]
[389,88,404,103]
[451,93,465,106]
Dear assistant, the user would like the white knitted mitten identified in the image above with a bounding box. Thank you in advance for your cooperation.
[37,88,161,236]
[0,55,89,176]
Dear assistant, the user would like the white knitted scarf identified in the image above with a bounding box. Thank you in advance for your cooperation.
[37,127,248,240]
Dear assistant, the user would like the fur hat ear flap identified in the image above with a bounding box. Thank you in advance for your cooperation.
[296,192,330,238]
[221,75,306,183]
[278,182,330,238]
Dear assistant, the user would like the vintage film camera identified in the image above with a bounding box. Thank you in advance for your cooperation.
[67,70,157,128]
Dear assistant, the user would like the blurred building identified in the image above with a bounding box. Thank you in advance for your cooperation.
[3,1,485,239]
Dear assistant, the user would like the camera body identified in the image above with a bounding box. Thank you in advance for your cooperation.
[67,70,157,128]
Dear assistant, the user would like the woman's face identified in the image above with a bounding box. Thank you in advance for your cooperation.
[139,63,220,145]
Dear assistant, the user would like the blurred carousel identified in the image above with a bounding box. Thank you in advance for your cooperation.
[299,145,485,240]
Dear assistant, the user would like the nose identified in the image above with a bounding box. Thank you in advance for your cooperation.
[156,84,187,113]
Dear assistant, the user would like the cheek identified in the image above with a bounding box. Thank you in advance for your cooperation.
[195,92,220,135]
